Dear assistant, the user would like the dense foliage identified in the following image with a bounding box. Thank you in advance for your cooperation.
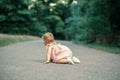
[0,0,120,46]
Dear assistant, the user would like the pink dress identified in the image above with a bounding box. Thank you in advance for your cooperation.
[46,42,72,62]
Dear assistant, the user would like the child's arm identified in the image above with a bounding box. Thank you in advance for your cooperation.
[44,46,52,64]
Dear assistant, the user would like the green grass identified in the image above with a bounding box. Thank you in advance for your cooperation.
[73,40,120,54]
[0,34,40,47]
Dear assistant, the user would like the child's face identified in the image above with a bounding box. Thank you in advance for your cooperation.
[43,39,50,46]
[43,40,46,46]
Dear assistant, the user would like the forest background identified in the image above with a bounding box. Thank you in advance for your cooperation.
[0,0,120,47]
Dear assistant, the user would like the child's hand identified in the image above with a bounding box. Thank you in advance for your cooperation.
[44,61,49,64]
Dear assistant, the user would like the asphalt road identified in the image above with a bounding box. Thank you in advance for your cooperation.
[0,40,120,80]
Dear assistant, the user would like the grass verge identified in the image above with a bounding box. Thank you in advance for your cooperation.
[0,34,40,47]
[73,40,120,54]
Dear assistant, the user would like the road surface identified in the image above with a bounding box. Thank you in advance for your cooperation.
[0,40,120,80]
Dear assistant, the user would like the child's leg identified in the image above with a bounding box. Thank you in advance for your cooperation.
[55,59,67,64]
[55,58,74,64]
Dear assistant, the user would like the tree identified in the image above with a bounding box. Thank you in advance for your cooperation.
[0,0,47,36]
[65,0,120,46]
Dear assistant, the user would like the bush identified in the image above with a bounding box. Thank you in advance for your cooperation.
[29,22,47,36]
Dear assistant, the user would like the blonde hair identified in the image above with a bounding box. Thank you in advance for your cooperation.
[42,32,55,45]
